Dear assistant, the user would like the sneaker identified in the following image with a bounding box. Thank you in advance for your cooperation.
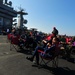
[26,57,33,62]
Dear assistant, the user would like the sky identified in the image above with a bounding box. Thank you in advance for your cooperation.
[8,0,75,36]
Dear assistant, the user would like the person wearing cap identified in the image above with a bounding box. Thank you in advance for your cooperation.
[52,27,58,37]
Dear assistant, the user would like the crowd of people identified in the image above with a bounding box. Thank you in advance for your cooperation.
[7,27,75,66]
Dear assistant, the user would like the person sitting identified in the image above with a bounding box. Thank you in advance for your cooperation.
[18,31,27,49]
[26,37,59,65]
[10,28,16,35]
[60,35,66,49]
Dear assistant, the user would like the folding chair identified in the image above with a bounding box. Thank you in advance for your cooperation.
[71,42,75,54]
[38,48,59,68]
[71,46,75,54]
[7,33,13,43]
[10,35,20,51]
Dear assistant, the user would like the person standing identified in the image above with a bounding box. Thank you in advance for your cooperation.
[52,27,58,37]
[7,29,10,34]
